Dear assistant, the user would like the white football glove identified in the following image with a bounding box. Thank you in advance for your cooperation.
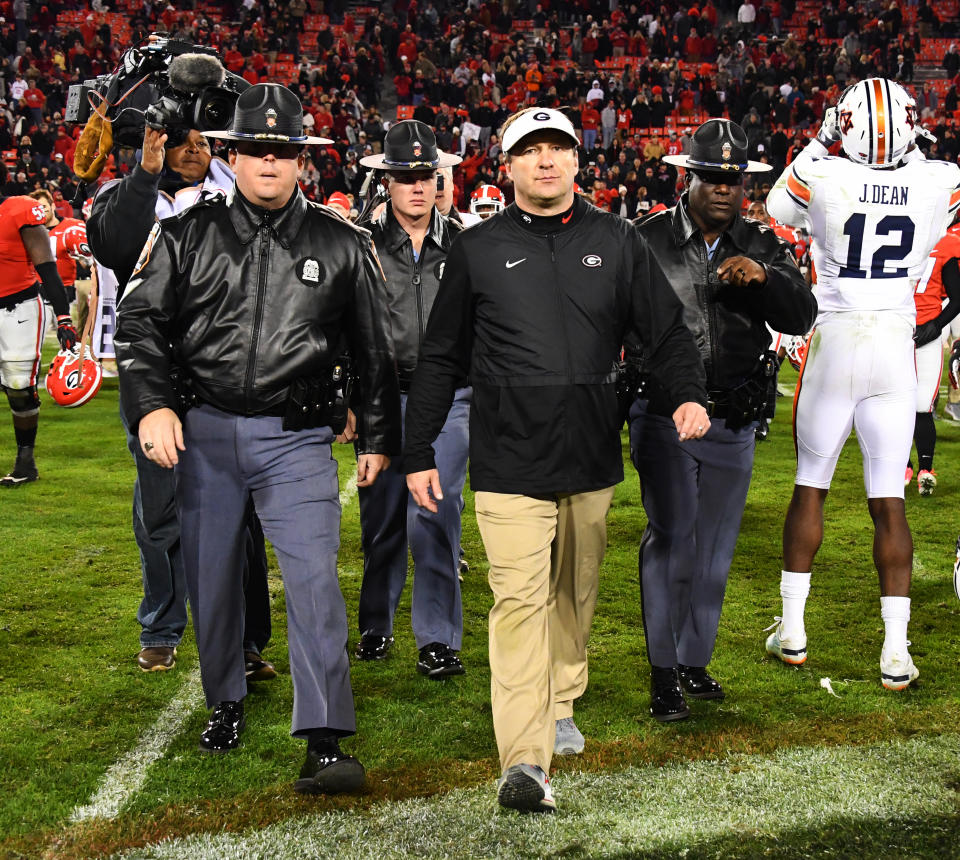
[816,107,842,147]
[914,124,937,144]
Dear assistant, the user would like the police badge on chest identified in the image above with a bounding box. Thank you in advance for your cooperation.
[297,257,326,287]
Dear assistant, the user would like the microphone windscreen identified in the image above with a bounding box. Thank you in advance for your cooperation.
[168,53,226,93]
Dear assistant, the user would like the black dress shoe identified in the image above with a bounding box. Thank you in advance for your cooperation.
[294,740,366,795]
[650,667,690,722]
[677,664,725,700]
[199,700,245,753]
[354,632,394,661]
[416,642,465,679]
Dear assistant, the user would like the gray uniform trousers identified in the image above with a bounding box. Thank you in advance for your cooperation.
[628,398,756,669]
[176,404,355,737]
[121,396,272,654]
[357,387,470,649]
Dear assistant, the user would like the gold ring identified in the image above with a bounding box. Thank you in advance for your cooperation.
[698,425,704,431]
[144,442,155,451]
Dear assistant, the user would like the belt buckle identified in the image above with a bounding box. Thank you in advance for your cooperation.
[706,399,717,417]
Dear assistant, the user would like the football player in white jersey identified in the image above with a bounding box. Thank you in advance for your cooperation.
[763,78,960,690]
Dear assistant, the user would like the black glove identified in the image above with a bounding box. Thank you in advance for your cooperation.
[913,320,942,347]
[56,315,78,351]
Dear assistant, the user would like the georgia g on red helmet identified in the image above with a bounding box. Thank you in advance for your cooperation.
[45,348,103,407]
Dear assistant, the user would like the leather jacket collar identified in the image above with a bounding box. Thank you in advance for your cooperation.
[228,186,307,249]
[377,201,450,254]
[671,192,753,254]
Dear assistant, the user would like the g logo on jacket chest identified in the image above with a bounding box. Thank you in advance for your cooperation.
[297,257,326,287]
[582,254,602,268]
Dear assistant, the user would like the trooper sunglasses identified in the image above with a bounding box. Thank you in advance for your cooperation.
[234,141,304,160]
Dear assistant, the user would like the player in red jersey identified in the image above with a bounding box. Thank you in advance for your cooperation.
[0,195,78,486]
[908,219,960,495]
[29,189,92,305]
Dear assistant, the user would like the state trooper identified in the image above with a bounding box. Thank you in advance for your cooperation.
[115,83,400,793]
[353,121,470,678]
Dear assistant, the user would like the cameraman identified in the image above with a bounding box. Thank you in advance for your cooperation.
[87,124,275,679]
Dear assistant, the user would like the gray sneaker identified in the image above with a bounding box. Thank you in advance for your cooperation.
[944,402,960,422]
[554,717,585,755]
[497,763,556,813]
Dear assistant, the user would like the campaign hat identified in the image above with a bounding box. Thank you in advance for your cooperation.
[359,120,461,169]
[663,118,771,173]
[203,83,332,144]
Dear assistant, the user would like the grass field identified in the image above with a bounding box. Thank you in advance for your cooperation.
[3,348,960,859]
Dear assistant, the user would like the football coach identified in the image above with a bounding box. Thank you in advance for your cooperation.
[114,83,400,793]
[403,106,709,813]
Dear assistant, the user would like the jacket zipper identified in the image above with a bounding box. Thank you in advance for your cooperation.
[413,250,424,348]
[244,225,270,410]
[699,240,719,385]
[548,233,573,379]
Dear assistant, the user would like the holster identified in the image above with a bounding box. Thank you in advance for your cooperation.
[169,367,198,419]
[711,350,779,433]
[282,358,354,433]
[616,358,648,425]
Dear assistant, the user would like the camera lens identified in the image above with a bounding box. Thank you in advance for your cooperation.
[195,89,237,131]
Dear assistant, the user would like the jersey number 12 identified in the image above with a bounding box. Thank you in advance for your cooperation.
[838,213,915,279]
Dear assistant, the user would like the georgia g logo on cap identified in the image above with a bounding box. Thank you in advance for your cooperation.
[534,111,551,121]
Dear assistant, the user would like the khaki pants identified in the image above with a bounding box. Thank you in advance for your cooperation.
[474,486,615,773]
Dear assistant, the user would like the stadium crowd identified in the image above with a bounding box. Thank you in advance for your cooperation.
[0,0,957,220]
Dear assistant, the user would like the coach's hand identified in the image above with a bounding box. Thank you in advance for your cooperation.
[357,453,389,487]
[407,468,443,513]
[674,401,710,442]
[138,407,184,469]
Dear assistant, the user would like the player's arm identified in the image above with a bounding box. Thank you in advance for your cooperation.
[915,257,960,346]
[20,224,77,350]
[767,110,836,228]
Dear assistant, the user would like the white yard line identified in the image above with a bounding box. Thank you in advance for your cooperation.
[114,733,960,859]
[70,665,202,822]
[72,465,361,824]
[339,466,359,509]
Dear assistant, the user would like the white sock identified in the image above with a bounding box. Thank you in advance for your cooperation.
[880,595,911,654]
[779,571,811,637]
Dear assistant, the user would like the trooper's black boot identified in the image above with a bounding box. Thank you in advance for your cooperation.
[650,666,691,722]
[199,700,245,753]
[677,664,725,700]
[295,733,366,795]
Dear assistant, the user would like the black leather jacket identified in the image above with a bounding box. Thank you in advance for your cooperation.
[369,202,462,382]
[115,187,401,455]
[631,194,816,411]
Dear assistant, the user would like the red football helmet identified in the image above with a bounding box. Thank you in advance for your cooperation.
[45,348,103,407]
[469,184,505,218]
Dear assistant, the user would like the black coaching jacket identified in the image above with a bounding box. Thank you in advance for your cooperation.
[632,195,817,413]
[368,201,463,384]
[114,186,401,455]
[403,195,708,496]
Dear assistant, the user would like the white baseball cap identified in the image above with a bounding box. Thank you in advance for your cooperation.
[501,108,579,154]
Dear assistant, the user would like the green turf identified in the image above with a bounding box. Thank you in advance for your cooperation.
[3,355,960,858]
